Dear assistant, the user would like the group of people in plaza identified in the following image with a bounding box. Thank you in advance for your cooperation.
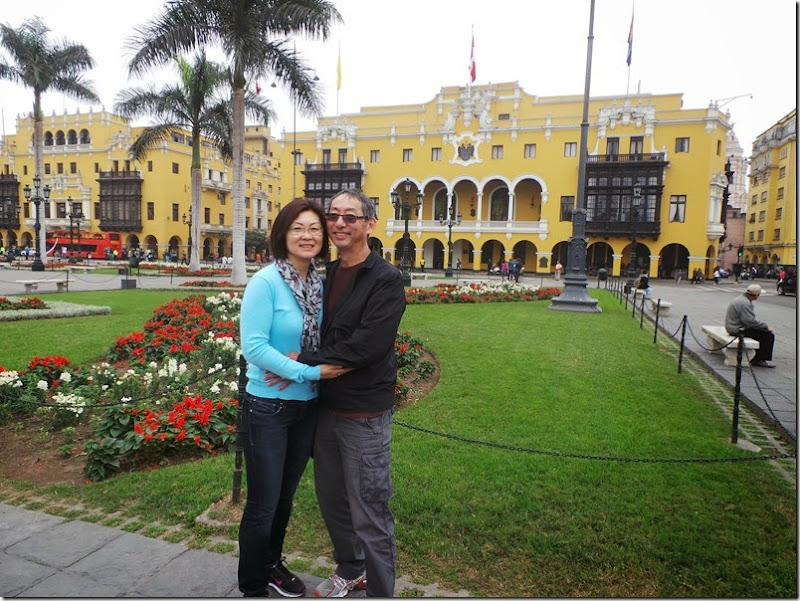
[487,257,524,282]
[238,189,405,598]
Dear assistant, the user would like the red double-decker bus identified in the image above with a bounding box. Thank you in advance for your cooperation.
[46,230,123,260]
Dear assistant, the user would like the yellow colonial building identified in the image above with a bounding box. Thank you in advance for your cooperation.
[0,109,282,261]
[280,81,735,279]
[745,109,797,270]
[0,82,738,279]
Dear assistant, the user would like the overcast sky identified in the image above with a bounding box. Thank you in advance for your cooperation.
[0,0,796,158]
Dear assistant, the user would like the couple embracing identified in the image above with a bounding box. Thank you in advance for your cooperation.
[238,189,406,598]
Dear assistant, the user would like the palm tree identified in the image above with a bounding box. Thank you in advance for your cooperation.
[114,52,272,272]
[0,17,99,265]
[126,0,342,285]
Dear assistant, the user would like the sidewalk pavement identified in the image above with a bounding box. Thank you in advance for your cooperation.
[0,502,326,597]
[0,267,794,598]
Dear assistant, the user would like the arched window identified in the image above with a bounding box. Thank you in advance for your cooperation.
[44,132,54,146]
[55,130,66,145]
[434,189,448,220]
[67,130,78,144]
[79,129,91,144]
[490,188,509,221]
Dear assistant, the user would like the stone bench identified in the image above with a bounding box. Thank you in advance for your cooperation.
[701,325,760,366]
[633,289,673,315]
[16,279,68,294]
[67,265,97,274]
[413,273,433,281]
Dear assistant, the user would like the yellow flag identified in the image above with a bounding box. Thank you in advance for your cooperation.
[336,47,342,90]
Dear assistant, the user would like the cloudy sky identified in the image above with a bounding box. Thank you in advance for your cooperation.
[0,0,796,156]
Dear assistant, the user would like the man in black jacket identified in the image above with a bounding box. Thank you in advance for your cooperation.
[297,188,406,598]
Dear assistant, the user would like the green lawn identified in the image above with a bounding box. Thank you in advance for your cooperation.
[0,290,796,597]
[1,290,199,369]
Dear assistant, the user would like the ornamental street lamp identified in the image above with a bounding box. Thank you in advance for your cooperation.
[439,204,462,277]
[67,199,84,264]
[549,0,600,313]
[182,208,192,265]
[390,178,422,287]
[625,186,642,292]
[23,175,51,272]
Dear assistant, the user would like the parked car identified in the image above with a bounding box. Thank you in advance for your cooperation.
[777,273,797,295]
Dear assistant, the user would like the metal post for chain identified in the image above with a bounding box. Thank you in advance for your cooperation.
[232,353,247,504]
[677,315,688,373]
[731,333,745,444]
[631,290,637,318]
[653,300,661,344]
[639,295,646,328]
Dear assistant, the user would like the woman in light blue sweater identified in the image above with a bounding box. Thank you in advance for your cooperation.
[238,198,347,598]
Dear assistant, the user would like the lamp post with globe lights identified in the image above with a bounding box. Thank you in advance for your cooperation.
[390,179,422,287]
[23,176,50,272]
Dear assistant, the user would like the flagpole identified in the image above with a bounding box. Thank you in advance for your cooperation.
[626,2,634,98]
[336,43,341,118]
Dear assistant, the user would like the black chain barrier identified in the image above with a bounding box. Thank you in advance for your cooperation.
[610,283,794,447]
[68,273,122,284]
[393,419,795,462]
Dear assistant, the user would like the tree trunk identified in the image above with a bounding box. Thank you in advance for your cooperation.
[230,86,247,286]
[33,96,47,265]
[189,132,202,272]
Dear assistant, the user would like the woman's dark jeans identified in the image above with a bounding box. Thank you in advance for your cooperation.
[238,392,317,597]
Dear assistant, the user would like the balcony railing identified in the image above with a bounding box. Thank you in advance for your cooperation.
[585,220,661,238]
[202,178,233,192]
[303,162,363,171]
[99,219,142,232]
[586,152,667,163]
[200,224,233,235]
[98,170,141,178]
[384,219,549,236]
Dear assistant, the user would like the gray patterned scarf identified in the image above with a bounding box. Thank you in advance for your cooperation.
[275,259,323,353]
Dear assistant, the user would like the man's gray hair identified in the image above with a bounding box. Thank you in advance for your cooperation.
[330,188,376,219]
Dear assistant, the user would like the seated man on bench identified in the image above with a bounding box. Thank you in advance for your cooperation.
[725,283,776,368]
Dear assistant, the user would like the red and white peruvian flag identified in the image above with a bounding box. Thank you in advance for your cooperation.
[469,33,476,83]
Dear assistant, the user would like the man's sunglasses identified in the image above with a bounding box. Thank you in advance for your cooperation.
[325,212,369,224]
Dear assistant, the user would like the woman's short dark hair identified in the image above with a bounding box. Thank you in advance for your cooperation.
[270,198,329,261]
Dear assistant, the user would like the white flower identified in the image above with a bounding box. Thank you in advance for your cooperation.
[52,392,85,415]
[37,380,49,391]
[228,380,239,391]
[59,372,72,383]
[0,370,22,387]
[210,383,221,394]
[102,384,109,391]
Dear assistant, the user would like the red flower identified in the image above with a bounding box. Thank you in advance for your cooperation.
[134,423,144,435]
[144,433,154,442]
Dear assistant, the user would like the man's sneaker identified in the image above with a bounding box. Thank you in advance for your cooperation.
[314,572,367,597]
[267,557,306,597]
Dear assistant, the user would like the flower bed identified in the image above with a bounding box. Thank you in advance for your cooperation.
[179,280,239,288]
[2,283,548,482]
[0,296,47,311]
[406,282,561,304]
